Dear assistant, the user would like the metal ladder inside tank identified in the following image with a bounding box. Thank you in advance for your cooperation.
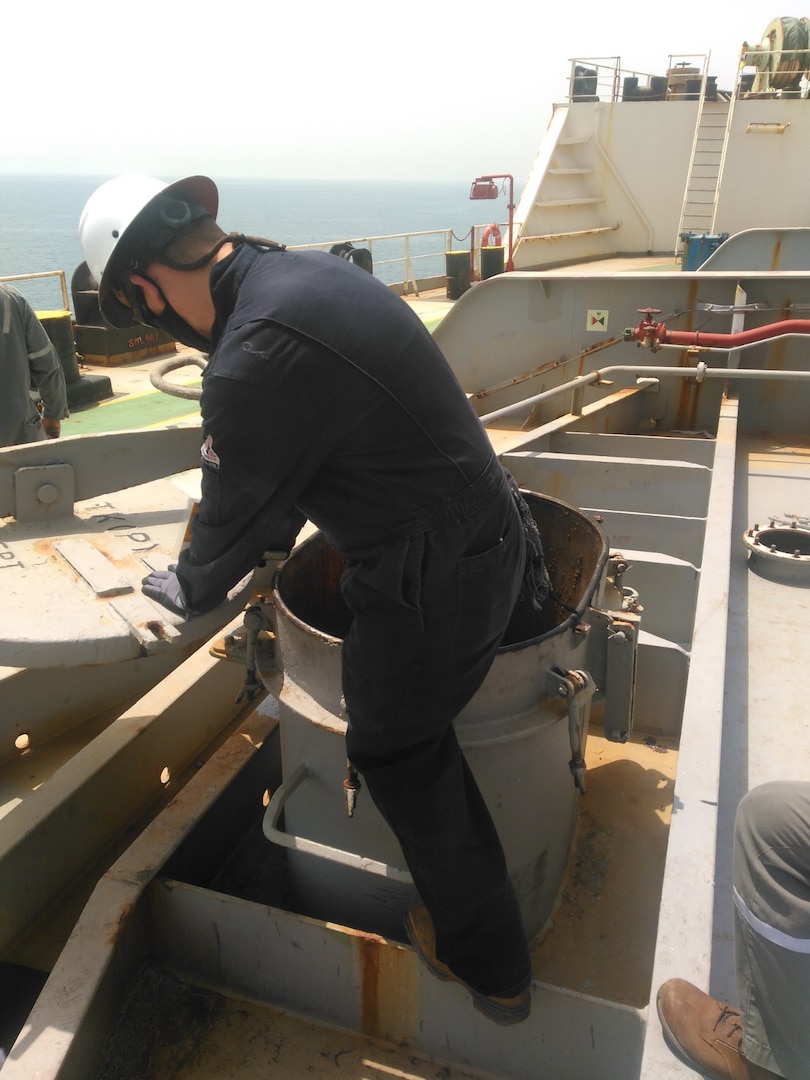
[674,54,738,256]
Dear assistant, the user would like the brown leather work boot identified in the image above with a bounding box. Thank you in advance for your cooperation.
[405,904,531,1026]
[656,979,781,1079]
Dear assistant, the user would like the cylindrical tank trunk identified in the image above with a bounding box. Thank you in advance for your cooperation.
[263,492,609,940]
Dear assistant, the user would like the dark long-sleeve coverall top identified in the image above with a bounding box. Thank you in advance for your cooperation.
[176,243,532,996]
[0,284,68,446]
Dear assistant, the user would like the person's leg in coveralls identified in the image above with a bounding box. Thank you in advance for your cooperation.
[342,461,535,1021]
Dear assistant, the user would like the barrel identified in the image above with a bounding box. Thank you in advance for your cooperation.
[262,492,609,940]
[38,310,80,383]
[481,245,505,280]
[445,250,471,300]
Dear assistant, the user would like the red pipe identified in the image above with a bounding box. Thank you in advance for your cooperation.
[633,318,810,350]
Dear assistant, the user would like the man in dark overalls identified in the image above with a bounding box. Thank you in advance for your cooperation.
[79,174,549,1024]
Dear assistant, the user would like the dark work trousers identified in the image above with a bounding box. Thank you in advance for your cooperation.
[342,459,532,997]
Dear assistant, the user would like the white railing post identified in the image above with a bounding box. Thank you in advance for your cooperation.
[288,226,492,293]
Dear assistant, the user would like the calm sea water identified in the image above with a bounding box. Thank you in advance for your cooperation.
[1,174,506,310]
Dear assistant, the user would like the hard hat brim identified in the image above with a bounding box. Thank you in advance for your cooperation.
[163,175,219,220]
[97,174,219,328]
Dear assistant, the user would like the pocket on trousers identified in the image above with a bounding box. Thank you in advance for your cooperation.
[400,531,426,615]
[449,515,521,658]
[342,532,426,623]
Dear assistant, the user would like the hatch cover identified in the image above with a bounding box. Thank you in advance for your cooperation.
[743,516,810,582]
[0,475,247,668]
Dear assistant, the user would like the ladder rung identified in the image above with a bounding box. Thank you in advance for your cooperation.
[674,89,734,253]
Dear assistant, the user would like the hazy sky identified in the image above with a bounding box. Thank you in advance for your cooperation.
[3,1,786,183]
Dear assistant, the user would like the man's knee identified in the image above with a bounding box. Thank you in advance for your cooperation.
[736,783,786,850]
[737,781,810,851]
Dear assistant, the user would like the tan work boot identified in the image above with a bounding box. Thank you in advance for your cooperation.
[405,904,531,1026]
[657,979,781,1079]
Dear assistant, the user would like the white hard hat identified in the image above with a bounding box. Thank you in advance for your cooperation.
[78,173,218,324]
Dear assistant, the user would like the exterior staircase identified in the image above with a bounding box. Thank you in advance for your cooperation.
[512,111,622,269]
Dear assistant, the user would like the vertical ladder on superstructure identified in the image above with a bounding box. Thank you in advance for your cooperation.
[674,60,737,254]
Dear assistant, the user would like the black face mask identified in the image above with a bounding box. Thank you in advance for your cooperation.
[135,237,286,352]
[146,300,212,353]
[123,273,212,353]
[108,234,285,346]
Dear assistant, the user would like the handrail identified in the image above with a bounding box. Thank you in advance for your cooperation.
[2,225,506,317]
[565,53,712,104]
[289,223,503,293]
[480,356,810,425]
[0,270,70,311]
[710,55,738,234]
[4,229,504,313]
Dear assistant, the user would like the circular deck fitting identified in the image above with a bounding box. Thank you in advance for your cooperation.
[744,520,810,582]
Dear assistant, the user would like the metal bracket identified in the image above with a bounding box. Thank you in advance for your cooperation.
[547,668,596,793]
[263,761,413,883]
[236,603,274,704]
[605,618,639,742]
[13,463,75,522]
[603,553,643,615]
[585,606,641,743]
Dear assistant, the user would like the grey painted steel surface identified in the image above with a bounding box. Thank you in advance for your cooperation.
[0,423,249,760]
[699,227,810,271]
[434,269,810,435]
[8,265,810,1079]
[0,618,250,966]
[0,426,202,520]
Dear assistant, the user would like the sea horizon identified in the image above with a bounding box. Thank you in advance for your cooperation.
[2,173,516,308]
[0,171,476,183]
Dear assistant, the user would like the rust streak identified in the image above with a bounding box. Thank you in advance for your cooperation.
[107,901,135,947]
[675,374,703,431]
[358,934,381,1037]
[685,280,699,331]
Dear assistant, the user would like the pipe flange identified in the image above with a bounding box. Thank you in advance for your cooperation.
[744,519,810,581]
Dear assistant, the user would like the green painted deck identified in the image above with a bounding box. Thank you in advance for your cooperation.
[61,291,455,436]
[62,381,201,435]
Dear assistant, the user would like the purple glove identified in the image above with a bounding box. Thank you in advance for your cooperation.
[141,565,190,618]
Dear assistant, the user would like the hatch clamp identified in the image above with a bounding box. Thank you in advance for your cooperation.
[549,669,596,794]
